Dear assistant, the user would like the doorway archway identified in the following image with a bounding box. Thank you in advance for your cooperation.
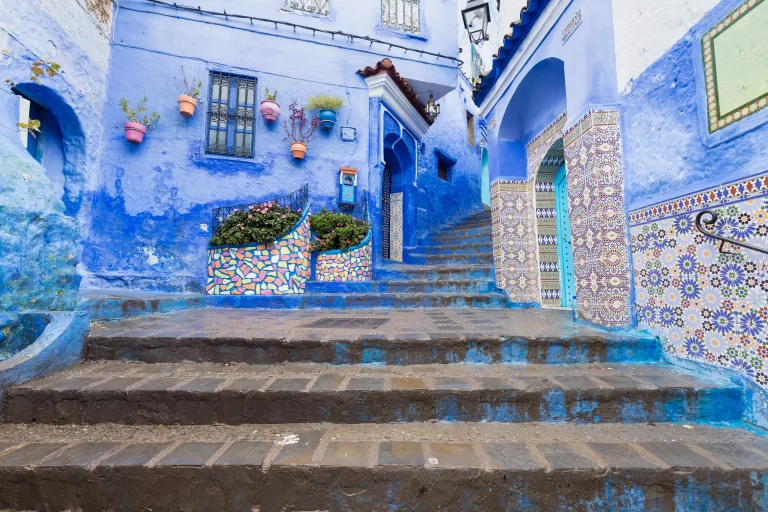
[382,136,411,262]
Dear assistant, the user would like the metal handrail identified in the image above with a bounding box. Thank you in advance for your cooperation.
[211,183,309,234]
[695,209,768,256]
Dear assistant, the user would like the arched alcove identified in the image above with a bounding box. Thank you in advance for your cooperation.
[12,82,87,217]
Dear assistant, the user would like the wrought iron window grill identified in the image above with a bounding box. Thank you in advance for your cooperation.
[381,0,420,33]
[285,0,330,16]
[211,184,309,235]
[206,71,256,158]
[340,194,369,222]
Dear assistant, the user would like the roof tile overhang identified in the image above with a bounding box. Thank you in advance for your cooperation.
[357,58,434,126]
[474,0,552,106]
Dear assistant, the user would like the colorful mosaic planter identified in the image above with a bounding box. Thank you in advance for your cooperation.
[314,232,372,282]
[206,209,311,295]
[630,171,768,392]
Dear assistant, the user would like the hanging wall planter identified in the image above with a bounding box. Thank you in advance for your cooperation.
[178,95,198,117]
[120,97,159,145]
[260,88,281,123]
[124,122,147,144]
[318,110,338,130]
[177,66,203,118]
[291,142,307,159]
[307,93,345,131]
[282,99,318,160]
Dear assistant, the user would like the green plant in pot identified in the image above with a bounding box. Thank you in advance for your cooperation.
[307,93,345,130]
[120,97,160,144]
[210,202,302,246]
[309,209,369,252]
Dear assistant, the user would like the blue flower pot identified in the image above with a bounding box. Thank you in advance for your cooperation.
[318,110,337,130]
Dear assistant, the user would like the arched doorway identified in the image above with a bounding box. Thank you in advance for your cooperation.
[534,138,575,309]
[481,148,490,206]
[382,142,408,262]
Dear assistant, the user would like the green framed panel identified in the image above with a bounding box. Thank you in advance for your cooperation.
[702,0,768,133]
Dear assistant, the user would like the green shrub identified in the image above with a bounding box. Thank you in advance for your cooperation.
[309,209,369,252]
[306,93,345,112]
[210,202,301,246]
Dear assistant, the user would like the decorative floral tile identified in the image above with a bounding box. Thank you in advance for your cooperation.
[632,197,768,389]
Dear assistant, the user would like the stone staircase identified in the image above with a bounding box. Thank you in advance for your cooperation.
[0,308,766,510]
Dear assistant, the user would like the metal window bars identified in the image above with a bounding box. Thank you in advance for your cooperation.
[211,184,309,235]
[206,72,256,158]
[285,0,330,16]
[381,0,420,33]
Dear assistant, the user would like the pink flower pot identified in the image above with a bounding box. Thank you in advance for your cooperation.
[260,100,281,123]
[124,122,147,144]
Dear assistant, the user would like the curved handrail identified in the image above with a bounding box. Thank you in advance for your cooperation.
[695,209,768,256]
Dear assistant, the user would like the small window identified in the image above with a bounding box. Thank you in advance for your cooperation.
[381,0,420,33]
[466,111,475,146]
[437,159,449,181]
[284,0,330,16]
[206,72,257,158]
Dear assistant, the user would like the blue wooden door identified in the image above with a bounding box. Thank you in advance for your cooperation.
[554,164,576,308]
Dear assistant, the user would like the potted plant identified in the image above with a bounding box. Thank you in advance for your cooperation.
[309,209,370,252]
[120,97,159,144]
[178,65,203,117]
[282,99,318,160]
[307,93,345,130]
[259,88,281,123]
[210,202,302,246]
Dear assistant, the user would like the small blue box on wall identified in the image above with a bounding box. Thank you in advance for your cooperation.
[338,167,357,206]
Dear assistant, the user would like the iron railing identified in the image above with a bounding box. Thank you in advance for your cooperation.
[695,209,768,256]
[211,184,309,234]
[344,194,369,222]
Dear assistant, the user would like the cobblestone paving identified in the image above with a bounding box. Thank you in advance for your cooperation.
[91,307,628,341]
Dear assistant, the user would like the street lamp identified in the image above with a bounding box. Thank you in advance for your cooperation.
[462,0,491,45]
[426,94,440,123]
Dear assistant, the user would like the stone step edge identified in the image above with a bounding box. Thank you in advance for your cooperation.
[0,437,765,472]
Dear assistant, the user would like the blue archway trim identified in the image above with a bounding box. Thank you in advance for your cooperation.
[473,0,552,106]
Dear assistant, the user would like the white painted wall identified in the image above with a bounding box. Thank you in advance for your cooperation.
[612,0,719,92]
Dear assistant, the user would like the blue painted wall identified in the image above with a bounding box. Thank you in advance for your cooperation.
[82,0,479,292]
[619,0,768,211]
[0,0,110,312]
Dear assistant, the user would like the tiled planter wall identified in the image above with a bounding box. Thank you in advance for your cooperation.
[205,211,311,295]
[315,233,373,282]
[630,172,768,391]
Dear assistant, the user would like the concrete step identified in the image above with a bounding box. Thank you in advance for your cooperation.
[410,243,494,256]
[4,362,740,425]
[306,279,497,294]
[431,226,493,238]
[206,291,512,309]
[0,422,764,511]
[376,263,495,281]
[422,253,494,265]
[86,308,656,365]
[421,232,494,246]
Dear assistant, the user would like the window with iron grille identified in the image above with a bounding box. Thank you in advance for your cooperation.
[381,0,420,33]
[284,0,330,16]
[206,72,256,158]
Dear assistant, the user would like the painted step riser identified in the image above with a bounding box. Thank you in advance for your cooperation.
[421,235,493,246]
[2,467,763,512]
[306,281,497,294]
[86,337,662,365]
[207,294,511,309]
[3,388,741,425]
[423,254,495,265]
[375,268,495,281]
[430,227,493,237]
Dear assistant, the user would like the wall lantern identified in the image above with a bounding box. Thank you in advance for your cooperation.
[462,0,491,45]
[426,94,441,123]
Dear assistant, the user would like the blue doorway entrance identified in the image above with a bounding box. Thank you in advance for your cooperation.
[481,148,490,206]
[554,164,575,308]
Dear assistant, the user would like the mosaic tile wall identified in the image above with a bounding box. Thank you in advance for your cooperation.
[563,109,632,327]
[630,171,768,391]
[315,236,373,282]
[491,179,538,303]
[206,216,310,295]
[536,143,566,307]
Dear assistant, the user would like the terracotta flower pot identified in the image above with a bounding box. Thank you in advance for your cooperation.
[178,95,197,117]
[124,122,147,144]
[260,100,281,123]
[291,142,307,160]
